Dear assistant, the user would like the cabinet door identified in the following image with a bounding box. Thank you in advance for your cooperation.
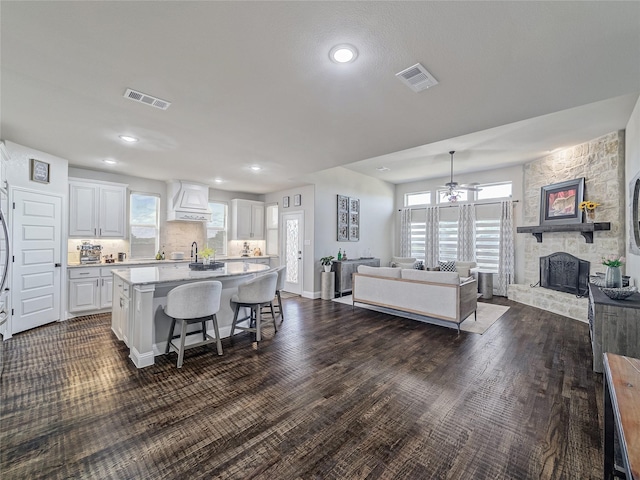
[251,203,265,239]
[69,183,98,237]
[100,276,113,309]
[234,201,253,239]
[69,277,100,312]
[99,186,126,238]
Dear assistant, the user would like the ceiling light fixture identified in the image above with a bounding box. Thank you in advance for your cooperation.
[376,166,390,172]
[214,178,223,183]
[330,44,358,64]
[250,165,262,171]
[103,159,117,165]
[119,135,138,143]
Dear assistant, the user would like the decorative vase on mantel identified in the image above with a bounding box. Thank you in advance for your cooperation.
[585,209,596,223]
[604,266,622,288]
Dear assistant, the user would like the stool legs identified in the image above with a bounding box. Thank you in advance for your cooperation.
[177,319,188,368]
[165,317,177,354]
[211,314,223,355]
[276,290,284,321]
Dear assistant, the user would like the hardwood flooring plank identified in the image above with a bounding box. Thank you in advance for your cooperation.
[1,297,603,479]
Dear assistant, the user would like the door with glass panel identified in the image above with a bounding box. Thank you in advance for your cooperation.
[281,212,303,295]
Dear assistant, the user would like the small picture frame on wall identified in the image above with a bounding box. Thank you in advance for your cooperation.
[283,196,290,208]
[294,194,301,207]
[30,158,50,184]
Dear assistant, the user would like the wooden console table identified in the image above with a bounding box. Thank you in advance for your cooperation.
[588,284,640,373]
[604,353,640,480]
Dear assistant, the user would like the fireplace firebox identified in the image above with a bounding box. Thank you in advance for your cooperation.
[539,252,590,297]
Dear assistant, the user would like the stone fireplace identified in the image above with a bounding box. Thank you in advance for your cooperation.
[509,131,626,322]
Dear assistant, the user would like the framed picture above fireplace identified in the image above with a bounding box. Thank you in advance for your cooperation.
[539,177,585,226]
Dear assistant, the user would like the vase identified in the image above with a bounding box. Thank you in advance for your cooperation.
[585,209,595,223]
[604,266,622,288]
[203,257,211,266]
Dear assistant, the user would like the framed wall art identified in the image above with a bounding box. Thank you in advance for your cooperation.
[337,195,349,241]
[539,177,585,226]
[283,196,290,208]
[348,197,359,241]
[30,158,50,184]
[294,194,301,207]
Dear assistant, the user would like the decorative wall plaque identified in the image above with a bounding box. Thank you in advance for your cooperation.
[337,195,359,242]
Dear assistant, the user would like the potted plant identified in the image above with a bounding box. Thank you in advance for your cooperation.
[320,256,334,272]
[200,247,215,265]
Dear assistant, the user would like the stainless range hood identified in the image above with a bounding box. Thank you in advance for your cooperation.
[166,180,212,222]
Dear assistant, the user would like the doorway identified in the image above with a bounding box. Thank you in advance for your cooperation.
[11,189,63,334]
[281,211,304,295]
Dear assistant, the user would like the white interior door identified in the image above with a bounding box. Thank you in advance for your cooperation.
[11,190,62,334]
[282,211,303,295]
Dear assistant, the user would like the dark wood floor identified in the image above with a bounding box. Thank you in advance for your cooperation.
[1,296,603,479]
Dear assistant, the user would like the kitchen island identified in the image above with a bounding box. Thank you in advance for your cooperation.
[111,262,271,368]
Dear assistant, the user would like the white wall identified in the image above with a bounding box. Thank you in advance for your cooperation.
[394,164,525,282]
[311,167,395,296]
[626,96,640,285]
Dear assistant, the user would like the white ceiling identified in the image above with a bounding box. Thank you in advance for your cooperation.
[2,1,639,193]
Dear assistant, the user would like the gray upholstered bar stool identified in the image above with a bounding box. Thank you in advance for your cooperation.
[164,280,223,368]
[230,271,278,342]
[273,265,286,321]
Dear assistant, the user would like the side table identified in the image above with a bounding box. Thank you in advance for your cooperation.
[477,271,494,300]
[321,272,335,300]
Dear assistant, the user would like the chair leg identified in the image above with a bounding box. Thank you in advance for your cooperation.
[201,320,207,341]
[211,314,223,355]
[230,304,241,342]
[177,319,188,368]
[165,317,177,354]
[276,291,283,321]
[269,302,277,333]
[255,306,261,342]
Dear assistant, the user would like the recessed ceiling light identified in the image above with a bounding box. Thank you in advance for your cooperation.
[250,165,262,171]
[119,135,138,143]
[103,159,118,165]
[214,178,223,183]
[376,166,390,172]
[330,44,358,64]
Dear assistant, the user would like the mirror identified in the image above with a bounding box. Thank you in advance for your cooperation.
[631,173,640,255]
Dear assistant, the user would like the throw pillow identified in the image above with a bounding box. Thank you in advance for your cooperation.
[413,261,424,270]
[438,260,456,272]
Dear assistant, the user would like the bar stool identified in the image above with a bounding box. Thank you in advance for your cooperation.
[273,266,286,321]
[230,272,278,342]
[164,280,223,368]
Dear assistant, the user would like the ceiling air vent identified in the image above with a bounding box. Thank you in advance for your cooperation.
[395,63,438,92]
[123,88,171,110]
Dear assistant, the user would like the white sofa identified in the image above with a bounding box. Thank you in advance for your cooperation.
[352,265,477,333]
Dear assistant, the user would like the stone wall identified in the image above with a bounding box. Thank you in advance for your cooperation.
[508,131,626,322]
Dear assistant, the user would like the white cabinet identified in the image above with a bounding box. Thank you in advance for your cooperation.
[230,199,264,240]
[68,266,122,313]
[68,267,101,313]
[111,275,130,345]
[69,179,127,238]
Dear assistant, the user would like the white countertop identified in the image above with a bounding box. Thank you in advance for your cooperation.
[112,262,271,285]
[68,255,273,268]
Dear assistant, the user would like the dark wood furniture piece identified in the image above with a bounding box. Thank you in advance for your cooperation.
[603,353,640,480]
[588,284,640,373]
[517,222,610,243]
[333,258,380,297]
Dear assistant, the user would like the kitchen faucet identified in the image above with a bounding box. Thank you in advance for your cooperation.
[191,241,198,263]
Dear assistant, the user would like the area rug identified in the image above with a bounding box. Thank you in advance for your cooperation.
[331,295,509,334]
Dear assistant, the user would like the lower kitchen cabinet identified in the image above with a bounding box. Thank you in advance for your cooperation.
[111,276,130,345]
[68,266,123,314]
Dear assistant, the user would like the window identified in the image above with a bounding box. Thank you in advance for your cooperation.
[477,182,512,201]
[475,219,501,273]
[438,190,468,203]
[405,191,431,206]
[130,193,160,259]
[409,214,426,261]
[438,220,458,262]
[206,202,227,255]
[265,203,278,255]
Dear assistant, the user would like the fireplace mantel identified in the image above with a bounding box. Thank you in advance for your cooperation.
[516,222,611,243]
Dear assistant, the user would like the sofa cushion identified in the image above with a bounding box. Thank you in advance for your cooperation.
[455,261,477,278]
[357,265,402,278]
[401,269,460,285]
[390,256,417,269]
[438,260,457,272]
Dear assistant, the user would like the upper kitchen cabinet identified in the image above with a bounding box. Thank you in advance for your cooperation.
[69,178,127,238]
[230,199,264,240]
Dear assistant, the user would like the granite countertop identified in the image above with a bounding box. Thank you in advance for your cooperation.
[68,255,274,268]
[111,262,271,286]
